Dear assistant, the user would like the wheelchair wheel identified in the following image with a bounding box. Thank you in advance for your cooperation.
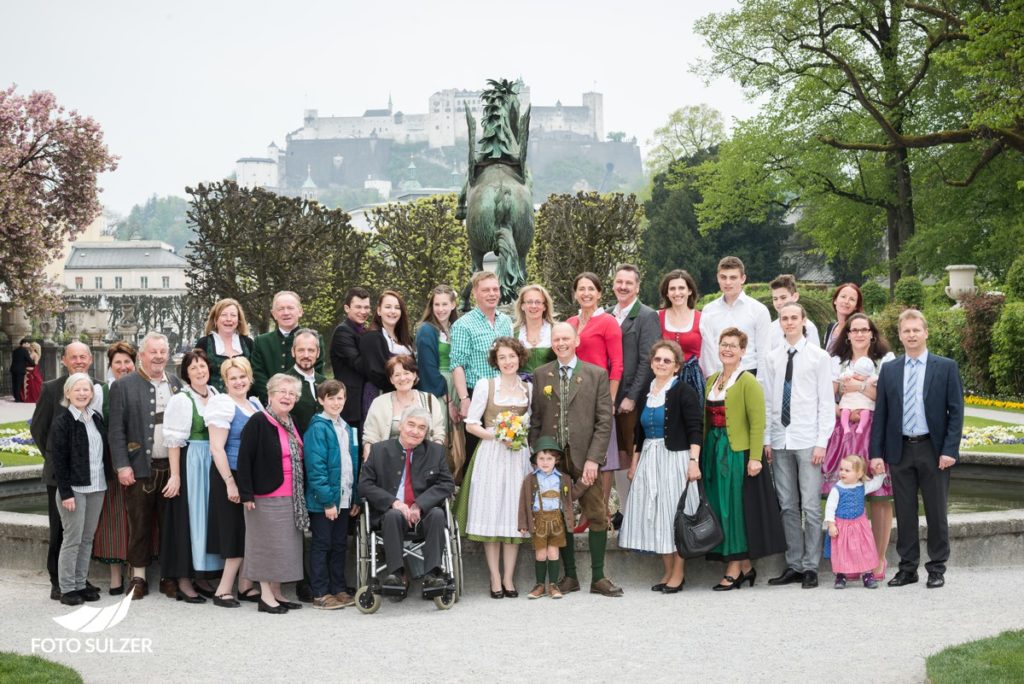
[356,516,369,588]
[433,591,455,610]
[355,586,380,614]
[452,526,464,602]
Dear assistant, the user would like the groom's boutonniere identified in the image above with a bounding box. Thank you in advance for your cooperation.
[543,385,553,398]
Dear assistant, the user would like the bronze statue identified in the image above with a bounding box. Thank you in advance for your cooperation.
[456,79,534,309]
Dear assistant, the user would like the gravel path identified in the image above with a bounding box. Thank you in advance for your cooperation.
[1,566,1021,683]
[965,406,1024,425]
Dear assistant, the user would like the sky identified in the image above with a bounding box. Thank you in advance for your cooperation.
[3,0,757,215]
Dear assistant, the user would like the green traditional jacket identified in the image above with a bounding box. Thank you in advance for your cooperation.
[251,328,325,403]
[286,367,326,436]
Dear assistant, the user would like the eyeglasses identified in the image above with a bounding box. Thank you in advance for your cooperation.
[271,390,299,398]
[719,342,741,350]
[523,299,545,306]
[652,356,676,364]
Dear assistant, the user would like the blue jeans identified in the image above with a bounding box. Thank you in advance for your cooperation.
[309,510,349,596]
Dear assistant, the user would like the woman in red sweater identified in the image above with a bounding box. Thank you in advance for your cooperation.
[567,272,623,530]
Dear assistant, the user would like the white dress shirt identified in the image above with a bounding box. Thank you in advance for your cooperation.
[699,291,772,379]
[763,337,835,449]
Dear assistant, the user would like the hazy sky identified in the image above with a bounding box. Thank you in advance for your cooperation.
[3,0,756,214]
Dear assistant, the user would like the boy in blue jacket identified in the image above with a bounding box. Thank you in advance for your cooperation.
[304,380,360,609]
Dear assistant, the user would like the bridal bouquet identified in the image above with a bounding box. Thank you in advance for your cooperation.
[494,411,529,451]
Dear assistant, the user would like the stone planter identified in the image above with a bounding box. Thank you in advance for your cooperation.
[945,264,978,304]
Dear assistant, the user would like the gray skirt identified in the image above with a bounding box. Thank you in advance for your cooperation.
[243,496,303,582]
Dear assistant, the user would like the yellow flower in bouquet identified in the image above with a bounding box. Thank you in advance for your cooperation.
[494,411,529,451]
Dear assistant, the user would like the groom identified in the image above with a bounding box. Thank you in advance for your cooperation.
[529,322,620,597]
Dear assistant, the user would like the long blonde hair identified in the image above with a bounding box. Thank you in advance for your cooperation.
[513,284,556,331]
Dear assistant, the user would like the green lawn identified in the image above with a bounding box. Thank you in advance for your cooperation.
[961,416,1024,455]
[927,630,1024,684]
[0,420,42,467]
[0,653,82,683]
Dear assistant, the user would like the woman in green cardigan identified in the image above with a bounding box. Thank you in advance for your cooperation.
[703,327,785,591]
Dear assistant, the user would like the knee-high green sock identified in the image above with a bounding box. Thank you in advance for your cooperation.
[589,529,608,581]
[535,560,547,585]
[561,533,577,579]
[548,559,561,584]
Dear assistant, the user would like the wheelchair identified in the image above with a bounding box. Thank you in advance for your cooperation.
[354,498,463,613]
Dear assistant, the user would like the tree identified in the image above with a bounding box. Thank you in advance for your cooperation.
[185,181,369,334]
[0,86,117,313]
[530,192,644,314]
[363,194,471,315]
[645,104,725,177]
[606,131,627,143]
[641,149,792,304]
[114,195,191,253]
[694,1,1024,284]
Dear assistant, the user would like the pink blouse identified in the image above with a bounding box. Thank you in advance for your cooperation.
[567,310,624,381]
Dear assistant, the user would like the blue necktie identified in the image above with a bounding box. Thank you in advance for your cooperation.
[781,348,796,427]
[903,359,920,434]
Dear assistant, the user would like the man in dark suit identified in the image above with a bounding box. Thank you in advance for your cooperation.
[529,322,620,597]
[329,287,371,432]
[359,406,455,598]
[870,309,964,589]
[608,264,660,524]
[29,341,97,600]
[9,338,32,402]
[285,328,325,435]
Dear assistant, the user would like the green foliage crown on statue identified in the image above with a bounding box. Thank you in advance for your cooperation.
[477,78,523,161]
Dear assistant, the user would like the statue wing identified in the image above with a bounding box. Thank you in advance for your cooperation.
[466,108,477,184]
[518,104,531,170]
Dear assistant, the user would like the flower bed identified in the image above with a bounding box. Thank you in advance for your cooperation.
[0,429,41,458]
[960,424,1024,449]
[965,395,1024,411]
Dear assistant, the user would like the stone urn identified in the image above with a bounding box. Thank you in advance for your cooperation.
[945,264,978,305]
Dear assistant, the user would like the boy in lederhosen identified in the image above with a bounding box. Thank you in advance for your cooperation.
[518,436,585,599]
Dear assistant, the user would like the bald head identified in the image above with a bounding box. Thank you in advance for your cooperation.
[62,341,92,375]
[550,322,579,364]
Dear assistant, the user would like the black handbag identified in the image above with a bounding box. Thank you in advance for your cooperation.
[674,479,724,559]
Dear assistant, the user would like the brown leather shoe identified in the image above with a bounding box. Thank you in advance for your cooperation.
[527,584,546,599]
[548,584,563,599]
[128,577,148,600]
[556,576,580,594]
[159,577,177,598]
[332,592,355,608]
[590,577,624,597]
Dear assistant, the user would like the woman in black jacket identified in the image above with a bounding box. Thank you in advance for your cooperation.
[236,373,309,614]
[358,290,414,424]
[52,373,114,605]
[618,340,703,594]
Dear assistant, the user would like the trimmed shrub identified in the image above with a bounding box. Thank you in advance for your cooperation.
[874,303,905,355]
[961,293,1006,394]
[860,280,888,314]
[990,302,1024,396]
[925,306,967,371]
[893,276,925,310]
[1006,255,1024,300]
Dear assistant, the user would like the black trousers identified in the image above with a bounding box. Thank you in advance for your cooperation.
[47,484,64,587]
[380,507,445,575]
[891,439,950,574]
[12,372,25,402]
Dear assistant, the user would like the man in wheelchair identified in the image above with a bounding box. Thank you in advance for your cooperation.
[359,406,455,598]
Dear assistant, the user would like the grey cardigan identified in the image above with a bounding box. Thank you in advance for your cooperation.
[109,370,182,477]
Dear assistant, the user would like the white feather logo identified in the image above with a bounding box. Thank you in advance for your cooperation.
[52,592,134,633]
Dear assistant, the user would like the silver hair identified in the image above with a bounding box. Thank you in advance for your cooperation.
[291,327,320,349]
[61,372,95,407]
[266,373,302,396]
[399,405,431,426]
[140,331,169,352]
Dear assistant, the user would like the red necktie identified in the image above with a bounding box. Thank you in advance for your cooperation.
[403,448,415,506]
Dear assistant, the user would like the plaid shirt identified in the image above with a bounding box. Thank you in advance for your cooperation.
[449,307,513,389]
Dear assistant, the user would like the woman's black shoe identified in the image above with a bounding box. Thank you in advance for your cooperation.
[662,580,685,594]
[257,598,288,614]
[176,590,207,604]
[238,587,262,603]
[109,584,124,596]
[194,584,215,599]
[712,575,742,591]
[502,586,518,598]
[278,600,302,610]
[742,568,757,587]
[213,594,241,608]
[650,583,666,592]
[490,588,504,599]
